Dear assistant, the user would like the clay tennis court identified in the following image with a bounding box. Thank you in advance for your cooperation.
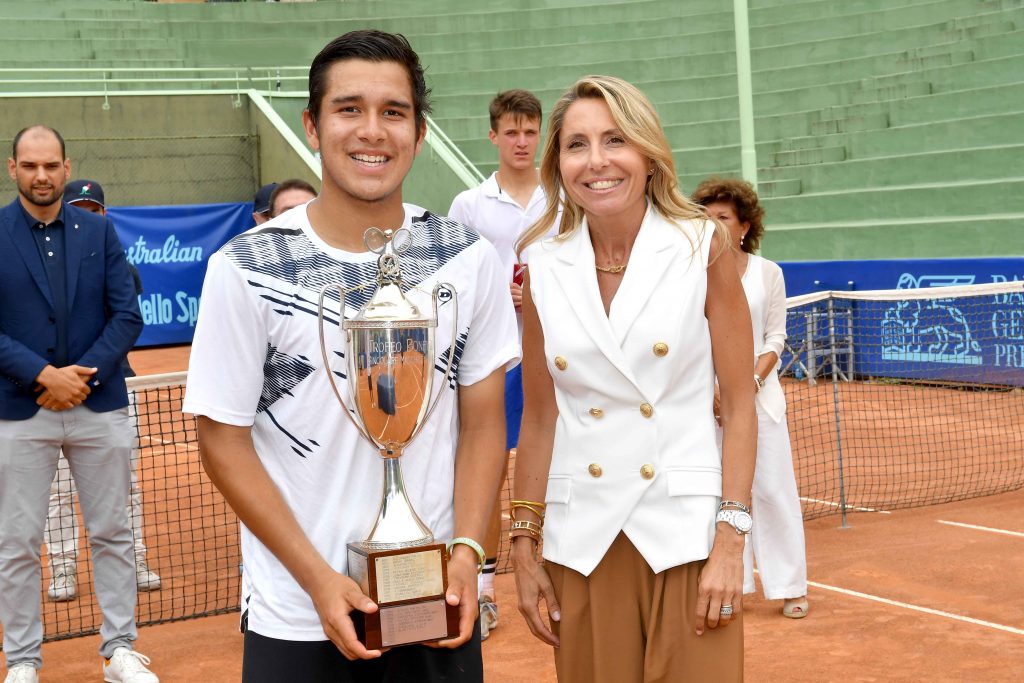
[785,378,1024,518]
[10,345,1024,681]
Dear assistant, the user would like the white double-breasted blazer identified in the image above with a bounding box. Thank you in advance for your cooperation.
[525,206,723,577]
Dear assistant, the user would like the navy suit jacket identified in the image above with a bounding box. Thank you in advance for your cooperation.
[0,198,143,420]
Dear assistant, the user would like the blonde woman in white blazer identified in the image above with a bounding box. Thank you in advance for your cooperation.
[511,76,757,683]
[694,177,809,619]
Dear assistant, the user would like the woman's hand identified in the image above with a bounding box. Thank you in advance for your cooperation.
[512,537,561,647]
[694,526,745,635]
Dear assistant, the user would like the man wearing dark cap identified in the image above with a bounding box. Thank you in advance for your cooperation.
[43,180,161,606]
[252,182,277,225]
[64,178,105,214]
[0,126,159,683]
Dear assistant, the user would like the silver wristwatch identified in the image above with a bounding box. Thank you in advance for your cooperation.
[716,509,753,535]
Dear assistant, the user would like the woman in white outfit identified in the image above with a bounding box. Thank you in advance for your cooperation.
[511,76,758,683]
[694,177,809,619]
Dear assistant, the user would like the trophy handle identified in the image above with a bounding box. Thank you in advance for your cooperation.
[317,283,372,443]
[414,283,459,435]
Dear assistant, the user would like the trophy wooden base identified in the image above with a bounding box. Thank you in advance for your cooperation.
[347,542,460,649]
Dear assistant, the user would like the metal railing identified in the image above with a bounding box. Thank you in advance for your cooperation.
[0,67,484,190]
[0,66,309,97]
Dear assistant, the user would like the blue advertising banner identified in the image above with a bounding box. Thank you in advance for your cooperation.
[778,257,1024,296]
[786,291,1024,386]
[778,258,1024,386]
[109,203,251,346]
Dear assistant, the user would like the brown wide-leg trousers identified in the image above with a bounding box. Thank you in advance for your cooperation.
[546,533,743,683]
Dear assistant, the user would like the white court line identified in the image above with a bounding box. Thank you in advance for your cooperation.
[140,436,198,452]
[800,496,891,514]
[147,444,199,455]
[937,520,1024,538]
[140,435,175,446]
[807,580,1024,636]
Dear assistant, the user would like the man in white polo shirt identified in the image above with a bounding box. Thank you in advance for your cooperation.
[448,89,555,640]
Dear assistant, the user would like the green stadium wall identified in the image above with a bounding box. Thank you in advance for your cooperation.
[0,0,1020,259]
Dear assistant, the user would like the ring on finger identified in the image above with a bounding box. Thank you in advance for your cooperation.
[720,604,734,616]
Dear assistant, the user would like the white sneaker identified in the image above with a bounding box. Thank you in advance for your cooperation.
[135,558,161,591]
[479,595,499,641]
[103,648,159,683]
[4,664,38,683]
[47,564,77,601]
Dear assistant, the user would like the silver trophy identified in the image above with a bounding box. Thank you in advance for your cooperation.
[317,227,459,649]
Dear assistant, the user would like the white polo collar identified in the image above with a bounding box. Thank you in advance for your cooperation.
[481,172,503,199]
[483,171,548,212]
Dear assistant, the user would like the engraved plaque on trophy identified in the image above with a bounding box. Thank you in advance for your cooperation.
[318,227,459,649]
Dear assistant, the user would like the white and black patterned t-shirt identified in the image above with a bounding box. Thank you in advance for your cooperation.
[183,202,519,641]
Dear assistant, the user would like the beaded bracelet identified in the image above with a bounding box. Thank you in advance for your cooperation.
[446,537,485,574]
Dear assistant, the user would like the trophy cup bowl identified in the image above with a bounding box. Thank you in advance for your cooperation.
[318,227,460,649]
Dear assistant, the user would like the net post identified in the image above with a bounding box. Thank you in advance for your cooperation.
[846,281,855,376]
[806,308,817,386]
[827,297,849,528]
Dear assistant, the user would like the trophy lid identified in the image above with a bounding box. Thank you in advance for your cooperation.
[344,227,435,328]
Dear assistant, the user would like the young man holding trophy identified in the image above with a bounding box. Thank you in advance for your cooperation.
[184,30,518,682]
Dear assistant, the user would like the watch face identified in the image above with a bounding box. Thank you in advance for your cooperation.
[736,511,753,533]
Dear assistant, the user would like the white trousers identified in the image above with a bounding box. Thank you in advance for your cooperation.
[743,410,807,599]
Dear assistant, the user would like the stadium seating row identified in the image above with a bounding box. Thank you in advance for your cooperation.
[0,0,1018,259]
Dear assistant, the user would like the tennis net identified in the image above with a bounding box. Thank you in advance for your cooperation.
[15,372,241,645]
[780,281,1024,524]
[9,283,1023,644]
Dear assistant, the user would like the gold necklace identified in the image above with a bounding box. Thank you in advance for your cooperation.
[595,263,627,274]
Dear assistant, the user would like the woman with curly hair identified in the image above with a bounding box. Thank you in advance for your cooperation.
[693,177,809,619]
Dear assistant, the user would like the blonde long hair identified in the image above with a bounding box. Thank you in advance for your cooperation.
[515,75,728,261]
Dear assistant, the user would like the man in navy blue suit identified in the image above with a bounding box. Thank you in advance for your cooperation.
[0,126,158,683]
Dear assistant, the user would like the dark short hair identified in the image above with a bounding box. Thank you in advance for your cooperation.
[307,30,431,131]
[691,177,766,254]
[270,178,317,215]
[12,125,66,160]
[489,90,542,131]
